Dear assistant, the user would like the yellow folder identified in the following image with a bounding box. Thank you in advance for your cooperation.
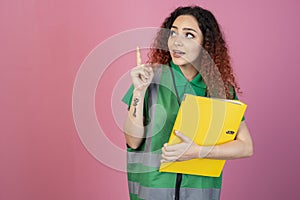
[159,94,247,177]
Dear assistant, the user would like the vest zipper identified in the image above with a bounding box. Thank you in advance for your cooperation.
[170,65,183,200]
[174,173,182,200]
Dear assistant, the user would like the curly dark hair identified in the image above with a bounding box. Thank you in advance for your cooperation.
[147,6,241,99]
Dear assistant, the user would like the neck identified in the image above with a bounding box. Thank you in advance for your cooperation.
[179,64,198,82]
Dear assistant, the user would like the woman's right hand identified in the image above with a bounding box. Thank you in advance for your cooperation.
[130,47,154,92]
[130,64,153,92]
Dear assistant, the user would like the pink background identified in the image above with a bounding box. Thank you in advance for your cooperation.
[1,0,300,200]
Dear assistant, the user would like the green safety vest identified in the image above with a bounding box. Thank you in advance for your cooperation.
[122,61,241,200]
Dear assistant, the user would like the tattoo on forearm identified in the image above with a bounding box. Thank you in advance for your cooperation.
[132,97,140,117]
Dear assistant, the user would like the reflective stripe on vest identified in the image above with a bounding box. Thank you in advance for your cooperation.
[128,181,221,200]
[127,151,161,168]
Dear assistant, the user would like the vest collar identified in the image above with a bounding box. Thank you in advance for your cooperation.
[170,60,207,89]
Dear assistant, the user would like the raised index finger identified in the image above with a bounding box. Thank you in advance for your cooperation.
[136,46,142,66]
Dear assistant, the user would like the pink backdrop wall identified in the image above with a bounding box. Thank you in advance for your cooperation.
[1,0,300,199]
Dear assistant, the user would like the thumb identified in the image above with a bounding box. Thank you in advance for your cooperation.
[175,130,191,143]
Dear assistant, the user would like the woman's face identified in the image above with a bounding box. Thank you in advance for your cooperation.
[168,15,203,66]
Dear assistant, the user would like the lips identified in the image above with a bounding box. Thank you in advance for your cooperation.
[172,49,185,58]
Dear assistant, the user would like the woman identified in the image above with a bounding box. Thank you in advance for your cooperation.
[122,6,253,200]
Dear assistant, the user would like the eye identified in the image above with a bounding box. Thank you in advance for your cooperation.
[186,32,195,39]
[170,30,177,37]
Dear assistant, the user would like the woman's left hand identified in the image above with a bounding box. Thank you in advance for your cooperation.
[161,130,201,162]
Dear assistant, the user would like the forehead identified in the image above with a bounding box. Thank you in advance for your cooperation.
[172,15,200,29]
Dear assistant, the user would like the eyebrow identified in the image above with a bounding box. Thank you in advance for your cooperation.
[171,26,198,33]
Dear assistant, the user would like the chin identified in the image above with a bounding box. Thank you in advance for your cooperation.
[171,57,189,66]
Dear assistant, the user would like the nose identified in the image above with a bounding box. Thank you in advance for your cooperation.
[173,35,183,47]
[174,40,183,46]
